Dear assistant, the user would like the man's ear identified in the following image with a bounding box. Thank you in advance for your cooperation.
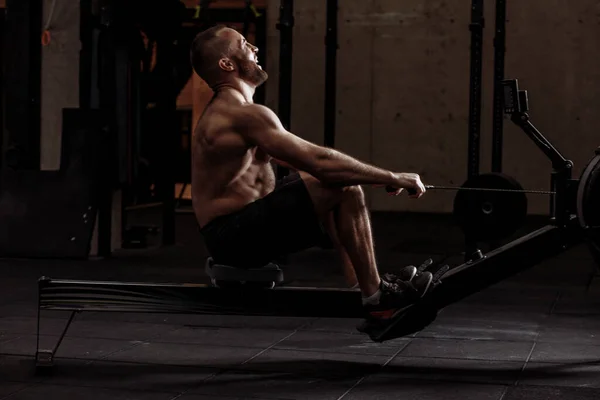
[218,58,235,72]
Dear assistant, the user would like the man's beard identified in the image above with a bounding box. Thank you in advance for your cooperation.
[237,58,268,86]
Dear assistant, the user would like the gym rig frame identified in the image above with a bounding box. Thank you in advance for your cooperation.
[35,80,594,369]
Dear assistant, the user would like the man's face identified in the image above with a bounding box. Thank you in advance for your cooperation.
[224,29,268,86]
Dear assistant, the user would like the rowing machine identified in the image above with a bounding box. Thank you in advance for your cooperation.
[35,214,584,368]
[35,80,598,369]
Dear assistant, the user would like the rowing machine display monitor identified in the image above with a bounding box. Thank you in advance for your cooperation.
[502,79,518,113]
[519,90,529,113]
[502,79,528,114]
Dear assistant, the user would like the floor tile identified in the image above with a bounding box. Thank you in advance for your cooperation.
[437,304,547,323]
[154,326,292,348]
[0,317,69,336]
[387,356,523,385]
[178,395,277,400]
[273,331,409,356]
[503,385,600,400]
[418,316,539,342]
[37,358,218,393]
[344,374,507,400]
[238,349,390,379]
[4,383,176,400]
[0,333,20,344]
[520,362,600,388]
[0,381,29,397]
[530,342,600,363]
[300,318,372,335]
[1,334,138,360]
[0,303,41,319]
[105,342,262,368]
[537,315,600,346]
[82,313,312,331]
[401,338,534,362]
[552,292,600,316]
[459,287,558,313]
[66,320,179,341]
[0,356,46,383]
[189,370,357,400]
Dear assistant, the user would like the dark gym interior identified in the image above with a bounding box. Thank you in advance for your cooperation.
[1,1,600,399]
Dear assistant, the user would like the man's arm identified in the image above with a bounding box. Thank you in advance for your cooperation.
[235,104,403,188]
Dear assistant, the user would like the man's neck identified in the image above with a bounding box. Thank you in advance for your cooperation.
[213,80,255,104]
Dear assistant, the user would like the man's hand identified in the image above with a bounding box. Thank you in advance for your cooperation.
[381,173,426,198]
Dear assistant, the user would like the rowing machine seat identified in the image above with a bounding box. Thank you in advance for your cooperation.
[205,257,284,286]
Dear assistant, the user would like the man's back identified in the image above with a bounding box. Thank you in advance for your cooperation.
[191,98,276,227]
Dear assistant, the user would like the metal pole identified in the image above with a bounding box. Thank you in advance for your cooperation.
[276,0,293,177]
[0,7,5,168]
[158,38,177,246]
[465,0,485,261]
[4,0,42,169]
[467,0,484,180]
[324,0,337,148]
[491,0,507,173]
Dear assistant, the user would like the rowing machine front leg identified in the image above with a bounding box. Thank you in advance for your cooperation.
[429,223,582,310]
[365,222,583,342]
[36,306,78,372]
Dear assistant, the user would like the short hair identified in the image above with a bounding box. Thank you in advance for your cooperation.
[190,24,234,87]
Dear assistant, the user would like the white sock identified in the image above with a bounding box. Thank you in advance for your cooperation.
[362,289,382,305]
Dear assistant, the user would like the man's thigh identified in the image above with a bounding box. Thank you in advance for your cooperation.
[201,172,326,268]
[297,171,346,218]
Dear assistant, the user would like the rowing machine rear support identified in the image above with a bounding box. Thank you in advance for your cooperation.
[34,277,363,370]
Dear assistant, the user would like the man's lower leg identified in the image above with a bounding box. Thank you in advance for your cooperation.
[332,188,381,297]
[324,210,358,288]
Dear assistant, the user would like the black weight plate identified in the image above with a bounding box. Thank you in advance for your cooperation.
[576,149,600,266]
[453,173,528,242]
[589,241,600,269]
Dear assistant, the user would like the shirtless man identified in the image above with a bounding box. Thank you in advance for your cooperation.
[190,25,433,327]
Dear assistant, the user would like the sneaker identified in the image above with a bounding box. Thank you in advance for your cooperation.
[381,259,434,287]
[384,265,417,283]
[362,271,433,322]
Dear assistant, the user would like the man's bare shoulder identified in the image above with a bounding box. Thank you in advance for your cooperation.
[194,101,254,152]
[195,100,284,151]
[230,103,280,129]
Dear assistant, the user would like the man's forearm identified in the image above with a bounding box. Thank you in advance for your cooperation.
[312,148,396,186]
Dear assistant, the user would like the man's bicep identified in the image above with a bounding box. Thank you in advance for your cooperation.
[258,128,318,171]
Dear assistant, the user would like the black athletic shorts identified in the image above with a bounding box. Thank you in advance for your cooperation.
[199,172,326,268]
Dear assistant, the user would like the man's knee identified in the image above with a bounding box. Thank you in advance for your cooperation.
[300,172,365,214]
[342,184,364,200]
[318,183,364,204]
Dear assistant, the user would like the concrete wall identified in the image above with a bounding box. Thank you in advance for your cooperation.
[265,0,600,215]
[40,0,81,170]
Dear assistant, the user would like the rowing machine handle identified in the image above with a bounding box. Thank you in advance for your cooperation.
[386,185,417,196]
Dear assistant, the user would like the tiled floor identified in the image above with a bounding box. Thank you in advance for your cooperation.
[1,213,600,399]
